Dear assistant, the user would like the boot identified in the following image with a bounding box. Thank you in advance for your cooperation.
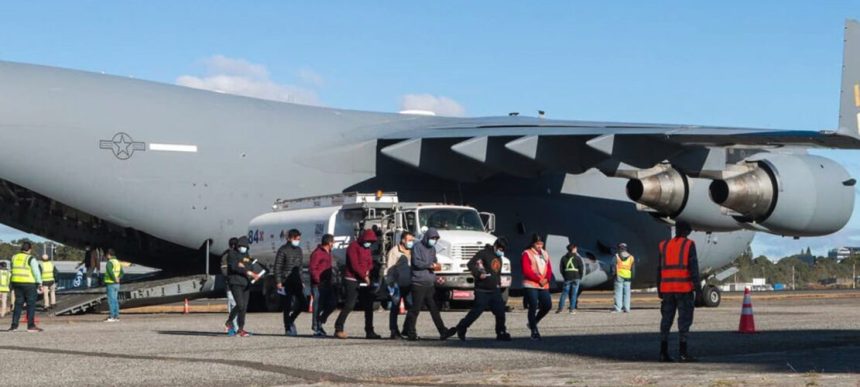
[365,330,381,340]
[659,341,674,362]
[679,341,697,362]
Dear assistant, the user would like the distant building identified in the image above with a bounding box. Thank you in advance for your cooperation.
[828,247,859,262]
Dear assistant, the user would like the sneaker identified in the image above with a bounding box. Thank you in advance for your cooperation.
[555,309,561,314]
[227,328,237,337]
[7,326,18,332]
[104,318,116,323]
[335,331,348,339]
[457,327,466,342]
[288,323,298,336]
[366,331,382,340]
[405,334,420,341]
[569,310,576,315]
[237,329,252,337]
[313,330,326,338]
[27,327,44,333]
[317,327,328,337]
[440,327,457,341]
[390,331,403,340]
[225,324,233,334]
[530,328,541,341]
[496,332,512,341]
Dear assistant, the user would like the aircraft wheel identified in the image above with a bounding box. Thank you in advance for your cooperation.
[703,285,721,308]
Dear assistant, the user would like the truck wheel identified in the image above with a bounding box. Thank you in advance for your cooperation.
[703,285,721,308]
[262,277,282,312]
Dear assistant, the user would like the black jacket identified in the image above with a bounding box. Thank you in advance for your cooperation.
[274,243,305,291]
[468,245,503,292]
[559,253,584,281]
[226,249,250,287]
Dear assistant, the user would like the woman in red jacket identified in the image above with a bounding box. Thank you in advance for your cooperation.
[521,234,553,340]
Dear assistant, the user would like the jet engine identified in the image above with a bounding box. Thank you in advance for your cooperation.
[626,166,742,231]
[709,154,855,236]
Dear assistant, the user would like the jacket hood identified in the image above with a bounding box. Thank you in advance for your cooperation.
[422,228,440,244]
[237,236,250,248]
[358,229,378,243]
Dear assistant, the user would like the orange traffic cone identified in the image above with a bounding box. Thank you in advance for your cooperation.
[399,298,406,315]
[738,287,756,334]
[307,295,314,313]
[183,298,190,314]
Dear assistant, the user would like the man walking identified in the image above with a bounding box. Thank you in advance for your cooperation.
[334,229,381,339]
[40,254,58,310]
[557,243,584,314]
[225,236,259,337]
[613,243,635,313]
[103,249,124,322]
[220,237,239,331]
[403,228,457,341]
[452,238,511,341]
[9,242,43,332]
[274,229,307,336]
[309,234,337,337]
[385,231,414,339]
[657,221,700,362]
[0,262,11,318]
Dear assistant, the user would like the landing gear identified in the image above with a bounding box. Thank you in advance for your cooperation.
[702,285,721,308]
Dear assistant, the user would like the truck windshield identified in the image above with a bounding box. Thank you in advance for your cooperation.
[418,208,484,231]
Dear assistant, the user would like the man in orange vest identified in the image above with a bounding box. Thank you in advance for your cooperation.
[657,221,701,363]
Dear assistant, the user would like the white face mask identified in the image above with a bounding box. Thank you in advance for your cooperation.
[362,242,372,249]
[238,247,248,254]
[290,240,300,247]
[405,241,415,249]
[428,239,437,247]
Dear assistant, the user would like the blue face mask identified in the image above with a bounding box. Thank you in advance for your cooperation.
[428,239,437,247]
[290,240,300,248]
[363,242,372,248]
[495,249,504,257]
[405,241,414,249]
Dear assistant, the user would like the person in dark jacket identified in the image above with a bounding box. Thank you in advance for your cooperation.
[384,231,414,339]
[453,238,511,341]
[309,234,337,337]
[403,228,457,341]
[557,243,584,314]
[334,229,381,339]
[274,229,307,336]
[225,236,259,337]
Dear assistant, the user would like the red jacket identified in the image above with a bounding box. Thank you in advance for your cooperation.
[344,229,377,282]
[522,248,553,289]
[309,245,333,286]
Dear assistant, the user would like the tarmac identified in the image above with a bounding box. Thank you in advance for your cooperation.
[0,290,858,386]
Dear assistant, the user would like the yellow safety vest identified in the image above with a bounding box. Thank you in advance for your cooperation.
[0,269,10,292]
[11,253,36,284]
[41,261,55,282]
[104,258,122,284]
[616,254,634,280]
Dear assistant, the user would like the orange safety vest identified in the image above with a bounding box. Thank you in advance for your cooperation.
[522,248,551,289]
[659,237,694,293]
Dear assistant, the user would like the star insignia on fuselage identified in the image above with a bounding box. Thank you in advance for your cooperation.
[99,132,146,160]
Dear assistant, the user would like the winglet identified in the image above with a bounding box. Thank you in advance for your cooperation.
[838,19,860,137]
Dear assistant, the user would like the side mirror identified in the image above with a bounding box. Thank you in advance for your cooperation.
[480,212,496,233]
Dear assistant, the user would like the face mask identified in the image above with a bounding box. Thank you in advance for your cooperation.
[290,240,300,248]
[238,247,248,254]
[363,242,372,249]
[495,249,504,257]
[428,239,437,247]
[405,241,414,249]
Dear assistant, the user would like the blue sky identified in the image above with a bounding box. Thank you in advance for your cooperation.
[1,2,859,257]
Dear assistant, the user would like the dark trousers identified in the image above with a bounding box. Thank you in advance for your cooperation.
[312,285,337,331]
[281,289,304,331]
[404,285,447,336]
[334,280,375,333]
[389,285,412,334]
[11,284,37,329]
[226,284,250,330]
[524,288,552,330]
[456,288,507,335]
[660,292,695,342]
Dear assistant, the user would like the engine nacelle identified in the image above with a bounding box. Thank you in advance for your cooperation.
[627,166,742,231]
[709,154,855,237]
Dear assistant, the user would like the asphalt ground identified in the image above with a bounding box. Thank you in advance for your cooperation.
[1,290,858,386]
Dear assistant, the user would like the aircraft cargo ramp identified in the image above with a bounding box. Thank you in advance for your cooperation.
[53,275,214,316]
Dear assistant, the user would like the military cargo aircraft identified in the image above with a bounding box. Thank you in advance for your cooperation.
[1,20,858,308]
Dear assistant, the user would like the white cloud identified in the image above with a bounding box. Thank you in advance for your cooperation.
[176,55,322,106]
[400,94,466,117]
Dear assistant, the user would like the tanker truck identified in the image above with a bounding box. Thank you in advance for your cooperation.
[247,192,512,311]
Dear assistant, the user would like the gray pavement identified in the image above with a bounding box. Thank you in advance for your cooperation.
[1,292,859,386]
